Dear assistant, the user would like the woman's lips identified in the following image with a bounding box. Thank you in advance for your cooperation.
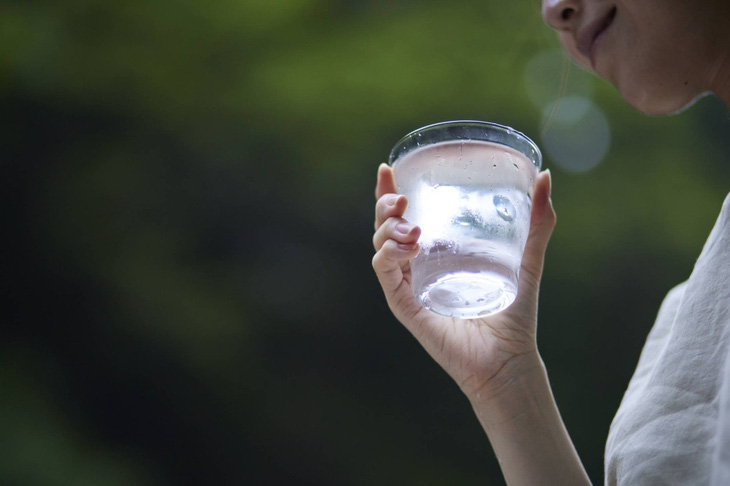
[577,7,617,68]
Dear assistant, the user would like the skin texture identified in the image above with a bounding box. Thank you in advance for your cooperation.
[542,0,730,114]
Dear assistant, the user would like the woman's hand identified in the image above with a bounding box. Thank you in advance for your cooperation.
[373,167,591,485]
[372,163,556,400]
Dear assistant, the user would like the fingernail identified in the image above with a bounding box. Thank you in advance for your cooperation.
[398,242,417,251]
[386,194,399,206]
[396,222,413,234]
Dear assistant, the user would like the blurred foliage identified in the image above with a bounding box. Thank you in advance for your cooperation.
[3,0,730,484]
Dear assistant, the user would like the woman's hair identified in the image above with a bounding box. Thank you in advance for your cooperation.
[540,51,571,138]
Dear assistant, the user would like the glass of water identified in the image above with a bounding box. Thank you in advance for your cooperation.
[388,120,542,319]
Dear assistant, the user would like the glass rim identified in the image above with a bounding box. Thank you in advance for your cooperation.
[388,120,542,169]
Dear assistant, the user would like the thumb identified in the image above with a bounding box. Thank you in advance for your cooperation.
[519,169,556,289]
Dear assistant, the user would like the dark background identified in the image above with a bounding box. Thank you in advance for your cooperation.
[3,1,730,484]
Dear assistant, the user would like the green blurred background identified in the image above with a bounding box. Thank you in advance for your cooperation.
[3,0,730,484]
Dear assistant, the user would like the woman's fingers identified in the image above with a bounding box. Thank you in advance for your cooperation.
[519,170,556,291]
[374,164,407,231]
[372,162,422,306]
[373,217,420,251]
[372,239,420,294]
[374,192,408,231]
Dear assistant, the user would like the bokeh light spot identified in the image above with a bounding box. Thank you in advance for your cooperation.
[540,96,611,173]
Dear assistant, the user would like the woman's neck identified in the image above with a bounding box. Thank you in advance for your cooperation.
[706,24,730,109]
[709,51,730,109]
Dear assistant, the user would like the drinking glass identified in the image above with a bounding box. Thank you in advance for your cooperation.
[389,120,542,318]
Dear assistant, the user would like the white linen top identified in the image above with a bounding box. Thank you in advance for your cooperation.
[605,193,730,485]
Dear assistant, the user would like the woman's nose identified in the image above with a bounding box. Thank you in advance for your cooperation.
[542,0,581,30]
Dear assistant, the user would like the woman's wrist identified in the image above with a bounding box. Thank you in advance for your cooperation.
[466,352,591,485]
[462,350,546,421]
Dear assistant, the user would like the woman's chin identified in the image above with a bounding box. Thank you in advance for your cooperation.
[621,86,710,116]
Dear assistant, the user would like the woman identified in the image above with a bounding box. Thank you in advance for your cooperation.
[372,0,730,484]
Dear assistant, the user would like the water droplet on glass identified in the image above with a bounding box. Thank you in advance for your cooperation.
[431,239,455,252]
[452,210,483,227]
[493,195,516,222]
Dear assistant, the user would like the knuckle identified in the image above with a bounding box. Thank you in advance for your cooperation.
[374,200,391,228]
[375,197,385,214]
[372,249,388,271]
[373,228,386,251]
[377,193,394,207]
[372,246,395,272]
[371,251,381,269]
[380,217,398,236]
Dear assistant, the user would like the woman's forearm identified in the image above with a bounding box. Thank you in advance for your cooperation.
[467,353,591,486]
